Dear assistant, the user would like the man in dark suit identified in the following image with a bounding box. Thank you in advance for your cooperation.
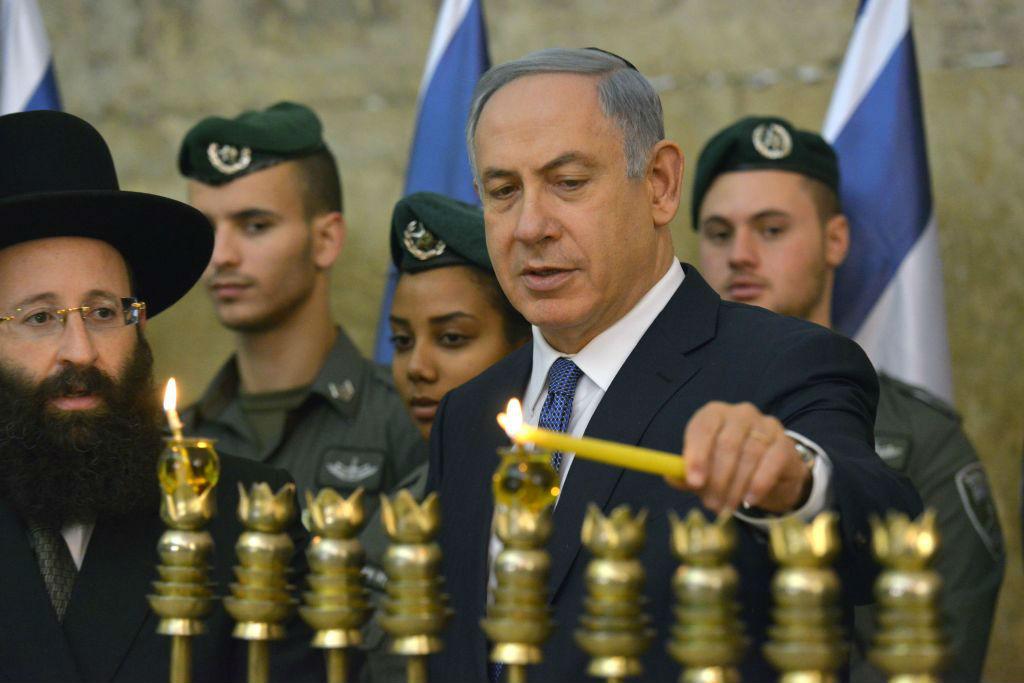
[426,48,922,682]
[0,110,320,682]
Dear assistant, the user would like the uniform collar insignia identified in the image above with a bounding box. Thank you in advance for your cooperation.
[207,142,252,175]
[403,220,446,260]
[751,122,792,160]
[328,379,355,403]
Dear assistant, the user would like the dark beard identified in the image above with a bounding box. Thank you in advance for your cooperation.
[0,336,164,527]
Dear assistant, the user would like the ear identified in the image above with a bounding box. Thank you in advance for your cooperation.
[824,213,849,268]
[311,211,346,269]
[646,140,685,228]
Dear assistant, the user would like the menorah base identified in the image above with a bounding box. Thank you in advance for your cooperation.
[679,667,741,683]
[490,642,542,666]
[775,673,838,683]
[232,622,286,641]
[311,628,362,649]
[586,655,642,679]
[157,618,207,637]
[389,634,443,656]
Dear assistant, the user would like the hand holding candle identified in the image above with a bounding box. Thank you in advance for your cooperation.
[497,399,685,479]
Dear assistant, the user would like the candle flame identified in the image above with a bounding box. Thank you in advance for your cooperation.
[163,378,178,412]
[497,398,524,439]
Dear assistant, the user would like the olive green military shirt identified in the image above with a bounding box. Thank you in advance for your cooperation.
[851,374,1004,683]
[185,328,425,503]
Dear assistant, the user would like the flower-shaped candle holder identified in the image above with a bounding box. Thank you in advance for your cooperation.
[574,504,653,682]
[378,490,450,683]
[223,482,298,683]
[763,512,846,682]
[299,488,373,683]
[481,448,558,683]
[667,510,746,683]
[148,437,221,683]
[868,510,947,681]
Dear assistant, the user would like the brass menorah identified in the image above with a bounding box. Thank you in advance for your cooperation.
[151,458,948,683]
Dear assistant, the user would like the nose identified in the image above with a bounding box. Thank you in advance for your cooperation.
[207,223,240,272]
[55,314,99,368]
[405,341,438,386]
[728,227,760,270]
[512,188,559,245]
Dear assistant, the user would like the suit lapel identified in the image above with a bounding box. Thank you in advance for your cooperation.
[548,264,719,599]
[61,508,164,682]
[0,504,82,682]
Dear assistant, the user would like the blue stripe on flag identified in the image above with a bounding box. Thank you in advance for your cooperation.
[831,32,931,335]
[403,4,489,201]
[22,61,61,111]
[373,0,489,363]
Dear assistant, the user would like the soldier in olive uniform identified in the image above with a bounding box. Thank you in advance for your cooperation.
[177,105,427,669]
[350,192,532,682]
[693,116,1004,683]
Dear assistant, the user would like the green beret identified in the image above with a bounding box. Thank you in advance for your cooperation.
[390,192,491,274]
[691,116,839,229]
[178,101,326,185]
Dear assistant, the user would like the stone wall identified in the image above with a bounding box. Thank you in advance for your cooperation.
[42,1,1024,677]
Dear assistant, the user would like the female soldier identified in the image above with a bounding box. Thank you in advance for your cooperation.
[388,191,530,440]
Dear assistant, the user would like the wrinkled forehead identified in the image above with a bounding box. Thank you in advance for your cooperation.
[0,236,132,306]
[479,73,605,130]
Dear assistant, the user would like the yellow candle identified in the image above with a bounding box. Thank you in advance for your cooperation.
[498,399,685,479]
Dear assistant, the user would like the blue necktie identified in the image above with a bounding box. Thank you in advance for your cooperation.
[538,357,584,474]
[489,358,583,683]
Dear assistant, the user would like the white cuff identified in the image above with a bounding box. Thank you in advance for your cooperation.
[734,430,833,528]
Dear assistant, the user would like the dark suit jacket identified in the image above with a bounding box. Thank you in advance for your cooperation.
[426,264,922,682]
[0,455,324,683]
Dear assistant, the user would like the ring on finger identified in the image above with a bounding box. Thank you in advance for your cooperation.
[749,428,773,445]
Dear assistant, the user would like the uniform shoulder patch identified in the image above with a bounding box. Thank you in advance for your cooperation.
[874,433,911,471]
[955,462,1004,562]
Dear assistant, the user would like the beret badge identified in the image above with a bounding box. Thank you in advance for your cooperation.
[751,122,792,160]
[403,220,447,261]
[207,143,252,175]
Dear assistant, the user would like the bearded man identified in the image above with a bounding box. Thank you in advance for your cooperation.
[0,110,321,683]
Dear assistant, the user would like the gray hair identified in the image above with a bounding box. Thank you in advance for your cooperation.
[466,48,665,179]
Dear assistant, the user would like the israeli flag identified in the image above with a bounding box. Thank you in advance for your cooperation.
[823,0,953,402]
[1,0,61,114]
[373,0,489,363]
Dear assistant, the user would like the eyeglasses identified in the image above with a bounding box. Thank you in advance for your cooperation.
[0,297,146,340]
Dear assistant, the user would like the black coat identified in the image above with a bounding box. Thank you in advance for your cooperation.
[0,455,324,683]
[426,264,922,682]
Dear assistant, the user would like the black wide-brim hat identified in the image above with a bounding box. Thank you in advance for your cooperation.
[0,110,213,317]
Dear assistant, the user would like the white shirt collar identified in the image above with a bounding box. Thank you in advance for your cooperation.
[525,261,684,413]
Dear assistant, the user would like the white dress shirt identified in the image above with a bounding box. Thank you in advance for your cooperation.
[61,522,93,570]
